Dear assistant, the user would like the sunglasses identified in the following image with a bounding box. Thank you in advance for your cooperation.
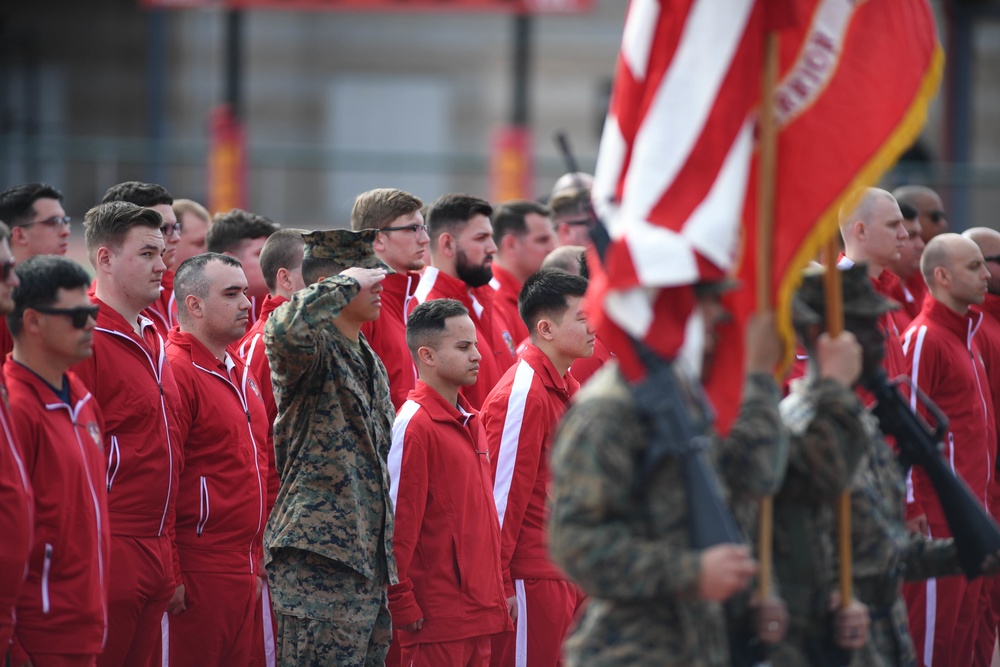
[984,255,1000,265]
[928,210,946,223]
[381,223,428,234]
[160,222,183,237]
[561,218,592,228]
[0,258,15,282]
[32,305,100,329]
[22,216,71,229]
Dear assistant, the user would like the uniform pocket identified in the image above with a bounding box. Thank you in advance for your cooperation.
[196,476,211,536]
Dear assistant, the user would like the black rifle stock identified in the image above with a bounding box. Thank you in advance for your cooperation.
[864,369,1000,578]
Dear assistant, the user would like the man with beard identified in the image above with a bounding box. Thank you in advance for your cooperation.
[352,188,429,411]
[415,194,515,409]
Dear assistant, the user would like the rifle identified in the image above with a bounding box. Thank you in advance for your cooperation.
[864,369,1000,578]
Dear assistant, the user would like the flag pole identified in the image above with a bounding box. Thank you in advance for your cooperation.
[756,29,779,601]
[822,239,852,607]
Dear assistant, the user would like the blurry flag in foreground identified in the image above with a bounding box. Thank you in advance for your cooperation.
[588,0,942,412]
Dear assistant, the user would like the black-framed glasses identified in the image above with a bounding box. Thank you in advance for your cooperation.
[32,305,99,329]
[22,216,71,229]
[160,222,183,237]
[381,223,429,234]
[984,254,1000,265]
[561,218,592,227]
[0,258,15,282]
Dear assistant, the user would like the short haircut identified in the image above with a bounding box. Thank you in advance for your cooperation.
[101,181,173,207]
[518,268,589,333]
[549,187,590,221]
[425,194,493,245]
[351,188,424,232]
[406,298,470,357]
[174,252,244,322]
[492,200,552,244]
[207,209,280,254]
[259,229,306,292]
[173,198,210,224]
[83,201,163,262]
[8,255,93,337]
[0,183,64,228]
[301,257,342,286]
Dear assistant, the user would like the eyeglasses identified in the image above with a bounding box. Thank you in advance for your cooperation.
[984,255,1000,264]
[22,216,71,229]
[381,223,428,235]
[32,305,100,329]
[160,222,183,237]
[560,218,592,228]
[0,258,15,282]
[928,210,947,223]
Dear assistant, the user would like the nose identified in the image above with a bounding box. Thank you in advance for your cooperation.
[486,238,498,256]
[239,293,252,311]
[896,224,908,240]
[586,318,596,335]
[84,313,97,331]
[7,270,20,289]
[154,254,167,273]
[470,345,482,363]
[371,280,384,294]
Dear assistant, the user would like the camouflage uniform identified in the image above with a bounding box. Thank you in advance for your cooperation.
[264,262,397,666]
[548,365,786,667]
[772,378,959,667]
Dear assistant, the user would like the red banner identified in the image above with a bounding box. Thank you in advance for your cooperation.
[208,105,247,214]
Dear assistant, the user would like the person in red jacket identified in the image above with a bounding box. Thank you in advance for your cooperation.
[387,299,511,666]
[415,194,515,409]
[164,253,271,666]
[901,233,995,667]
[489,201,556,349]
[7,255,109,667]
[100,182,181,339]
[0,223,32,659]
[352,188,428,411]
[886,201,927,327]
[74,201,183,667]
[482,269,595,667]
[207,209,280,331]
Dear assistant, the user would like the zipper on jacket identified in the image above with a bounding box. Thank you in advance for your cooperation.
[197,476,210,537]
[106,435,120,492]
[41,543,53,613]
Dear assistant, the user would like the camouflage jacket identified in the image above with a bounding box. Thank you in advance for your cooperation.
[548,365,786,667]
[263,275,397,585]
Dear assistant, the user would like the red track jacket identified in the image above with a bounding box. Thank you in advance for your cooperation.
[8,364,109,655]
[362,271,421,412]
[72,300,183,541]
[236,293,286,512]
[489,265,529,351]
[146,270,177,339]
[902,297,996,524]
[482,344,577,594]
[387,382,510,645]
[414,267,516,409]
[167,331,270,577]
[0,365,31,651]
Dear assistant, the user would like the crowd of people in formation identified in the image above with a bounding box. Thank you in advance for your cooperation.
[1,175,1000,667]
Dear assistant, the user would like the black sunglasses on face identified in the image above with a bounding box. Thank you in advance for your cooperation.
[32,305,100,329]
[984,255,1000,265]
[928,210,946,223]
[561,218,592,228]
[0,258,15,282]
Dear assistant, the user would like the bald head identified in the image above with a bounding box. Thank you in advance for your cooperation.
[541,245,585,275]
[838,188,906,277]
[963,227,1000,295]
[921,233,990,313]
[893,185,946,244]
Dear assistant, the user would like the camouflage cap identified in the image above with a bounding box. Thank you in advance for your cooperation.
[302,228,395,274]
[793,263,897,324]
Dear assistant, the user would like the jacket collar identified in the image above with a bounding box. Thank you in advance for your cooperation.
[520,343,579,396]
[258,294,289,321]
[92,296,156,339]
[922,295,984,349]
[410,380,477,427]
[167,328,236,374]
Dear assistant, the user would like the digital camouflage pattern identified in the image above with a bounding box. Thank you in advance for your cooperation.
[548,365,786,667]
[263,273,396,663]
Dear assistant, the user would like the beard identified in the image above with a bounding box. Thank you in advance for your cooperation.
[456,248,493,288]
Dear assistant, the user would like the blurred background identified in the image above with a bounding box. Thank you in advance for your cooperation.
[0,0,997,244]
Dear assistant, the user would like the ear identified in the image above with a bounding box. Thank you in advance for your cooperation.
[535,316,555,342]
[95,246,115,276]
[184,294,204,320]
[438,232,456,258]
[21,309,43,336]
[500,233,519,255]
[275,267,292,292]
[853,220,867,241]
[372,232,388,254]
[9,226,27,248]
[933,265,950,288]
[417,345,435,367]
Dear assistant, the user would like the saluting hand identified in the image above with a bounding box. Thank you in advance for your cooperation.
[340,267,387,291]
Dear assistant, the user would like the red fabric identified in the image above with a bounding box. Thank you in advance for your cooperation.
[482,344,577,592]
[71,299,183,539]
[97,535,174,667]
[361,271,421,411]
[236,293,287,513]
[414,268,515,409]
[165,570,258,667]
[401,634,491,667]
[6,365,109,655]
[146,270,177,340]
[489,265,529,350]
[0,319,12,371]
[387,382,510,646]
[252,579,277,667]
[567,334,613,386]
[900,298,995,525]
[887,271,927,330]
[489,578,586,667]
[975,295,1000,461]
[166,331,269,577]
[0,364,31,651]
[22,653,97,667]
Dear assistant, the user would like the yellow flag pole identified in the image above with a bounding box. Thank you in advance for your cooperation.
[756,29,779,601]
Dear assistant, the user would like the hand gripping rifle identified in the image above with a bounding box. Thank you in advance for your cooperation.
[864,369,1000,578]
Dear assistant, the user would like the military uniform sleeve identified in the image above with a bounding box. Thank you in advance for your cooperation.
[264,275,360,388]
[901,534,961,580]
[718,371,788,500]
[780,379,869,503]
[548,391,701,600]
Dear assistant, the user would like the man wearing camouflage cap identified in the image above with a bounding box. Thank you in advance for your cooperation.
[264,228,397,666]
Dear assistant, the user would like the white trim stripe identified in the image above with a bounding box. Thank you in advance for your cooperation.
[515,579,528,667]
[493,362,536,528]
[389,400,421,509]
[413,267,438,304]
[262,581,276,667]
[909,326,928,413]
[161,612,169,666]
